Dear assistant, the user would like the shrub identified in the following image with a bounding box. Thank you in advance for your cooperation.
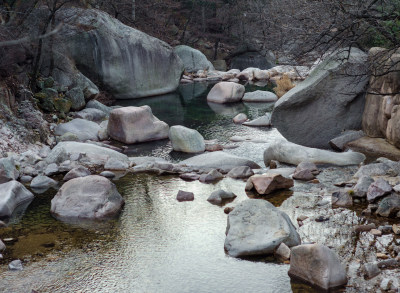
[273,74,295,98]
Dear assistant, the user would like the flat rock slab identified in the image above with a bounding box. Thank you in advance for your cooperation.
[348,137,400,161]
[180,151,260,170]
[224,199,300,257]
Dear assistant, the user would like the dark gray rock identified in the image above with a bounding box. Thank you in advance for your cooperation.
[65,87,85,111]
[176,190,194,202]
[271,48,369,148]
[353,176,374,198]
[329,130,365,151]
[293,162,319,181]
[331,191,353,207]
[51,175,124,220]
[199,169,223,183]
[174,45,214,73]
[227,166,254,179]
[224,199,300,257]
[207,189,236,205]
[363,262,381,279]
[179,173,200,181]
[367,178,392,202]
[376,194,400,217]
[231,51,275,71]
[0,181,34,218]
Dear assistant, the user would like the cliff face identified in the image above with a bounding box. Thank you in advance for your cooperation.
[362,47,400,148]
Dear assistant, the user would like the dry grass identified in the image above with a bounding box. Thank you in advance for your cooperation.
[273,74,295,98]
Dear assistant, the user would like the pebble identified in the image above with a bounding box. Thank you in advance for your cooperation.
[370,229,382,237]
[380,278,393,291]
[378,258,399,269]
[377,253,389,259]
[224,207,234,214]
[275,243,291,261]
[354,223,376,233]
[315,216,329,222]
[363,262,381,279]
[393,224,400,235]
[378,225,393,234]
[8,259,23,271]
[99,171,115,179]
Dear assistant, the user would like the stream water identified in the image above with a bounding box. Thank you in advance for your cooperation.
[0,82,388,292]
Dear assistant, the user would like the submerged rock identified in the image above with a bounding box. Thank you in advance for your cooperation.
[169,125,205,153]
[207,82,245,104]
[224,199,300,257]
[288,244,347,290]
[51,175,124,220]
[108,106,169,144]
[271,48,368,148]
[245,174,293,195]
[0,181,34,218]
[263,140,365,166]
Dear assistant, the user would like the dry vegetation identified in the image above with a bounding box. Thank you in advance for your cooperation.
[273,74,295,98]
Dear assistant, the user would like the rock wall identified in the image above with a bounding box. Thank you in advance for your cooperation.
[362,48,400,148]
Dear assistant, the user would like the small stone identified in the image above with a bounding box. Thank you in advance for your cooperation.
[370,229,382,237]
[269,160,278,169]
[363,262,381,279]
[176,190,194,202]
[331,191,353,207]
[44,163,59,176]
[354,223,376,233]
[297,215,308,221]
[315,216,329,222]
[380,278,393,291]
[20,175,32,183]
[199,169,223,183]
[233,113,248,124]
[0,239,5,252]
[275,243,291,261]
[179,173,200,181]
[393,224,400,235]
[377,253,389,259]
[207,189,236,205]
[8,259,23,271]
[310,179,320,184]
[99,171,116,179]
[224,207,234,214]
[378,259,400,269]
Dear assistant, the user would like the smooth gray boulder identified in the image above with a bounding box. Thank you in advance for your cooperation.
[207,82,245,104]
[271,48,369,148]
[243,114,271,127]
[242,91,278,102]
[55,118,101,142]
[0,181,34,218]
[50,175,124,220]
[329,130,365,151]
[264,140,365,166]
[174,45,214,73]
[288,244,347,290]
[46,142,129,166]
[0,158,19,184]
[108,106,169,144]
[224,199,300,257]
[86,100,112,116]
[30,175,57,190]
[74,108,107,122]
[44,163,59,176]
[169,125,205,153]
[180,151,260,170]
[52,8,183,99]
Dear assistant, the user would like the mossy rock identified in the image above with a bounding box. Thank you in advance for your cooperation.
[53,98,72,113]
[42,88,58,99]
[58,132,79,142]
[43,77,55,88]
[36,80,45,90]
[34,92,47,101]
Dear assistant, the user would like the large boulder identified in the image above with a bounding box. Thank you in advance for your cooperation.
[271,48,369,148]
[0,158,19,184]
[55,118,101,141]
[50,175,124,220]
[288,244,347,290]
[0,181,34,218]
[107,106,169,144]
[169,125,205,153]
[174,45,214,73]
[224,199,300,257]
[41,8,183,99]
[180,151,260,170]
[207,82,245,104]
[264,140,365,166]
[46,142,129,166]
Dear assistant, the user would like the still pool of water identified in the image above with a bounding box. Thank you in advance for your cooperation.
[0,83,307,292]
